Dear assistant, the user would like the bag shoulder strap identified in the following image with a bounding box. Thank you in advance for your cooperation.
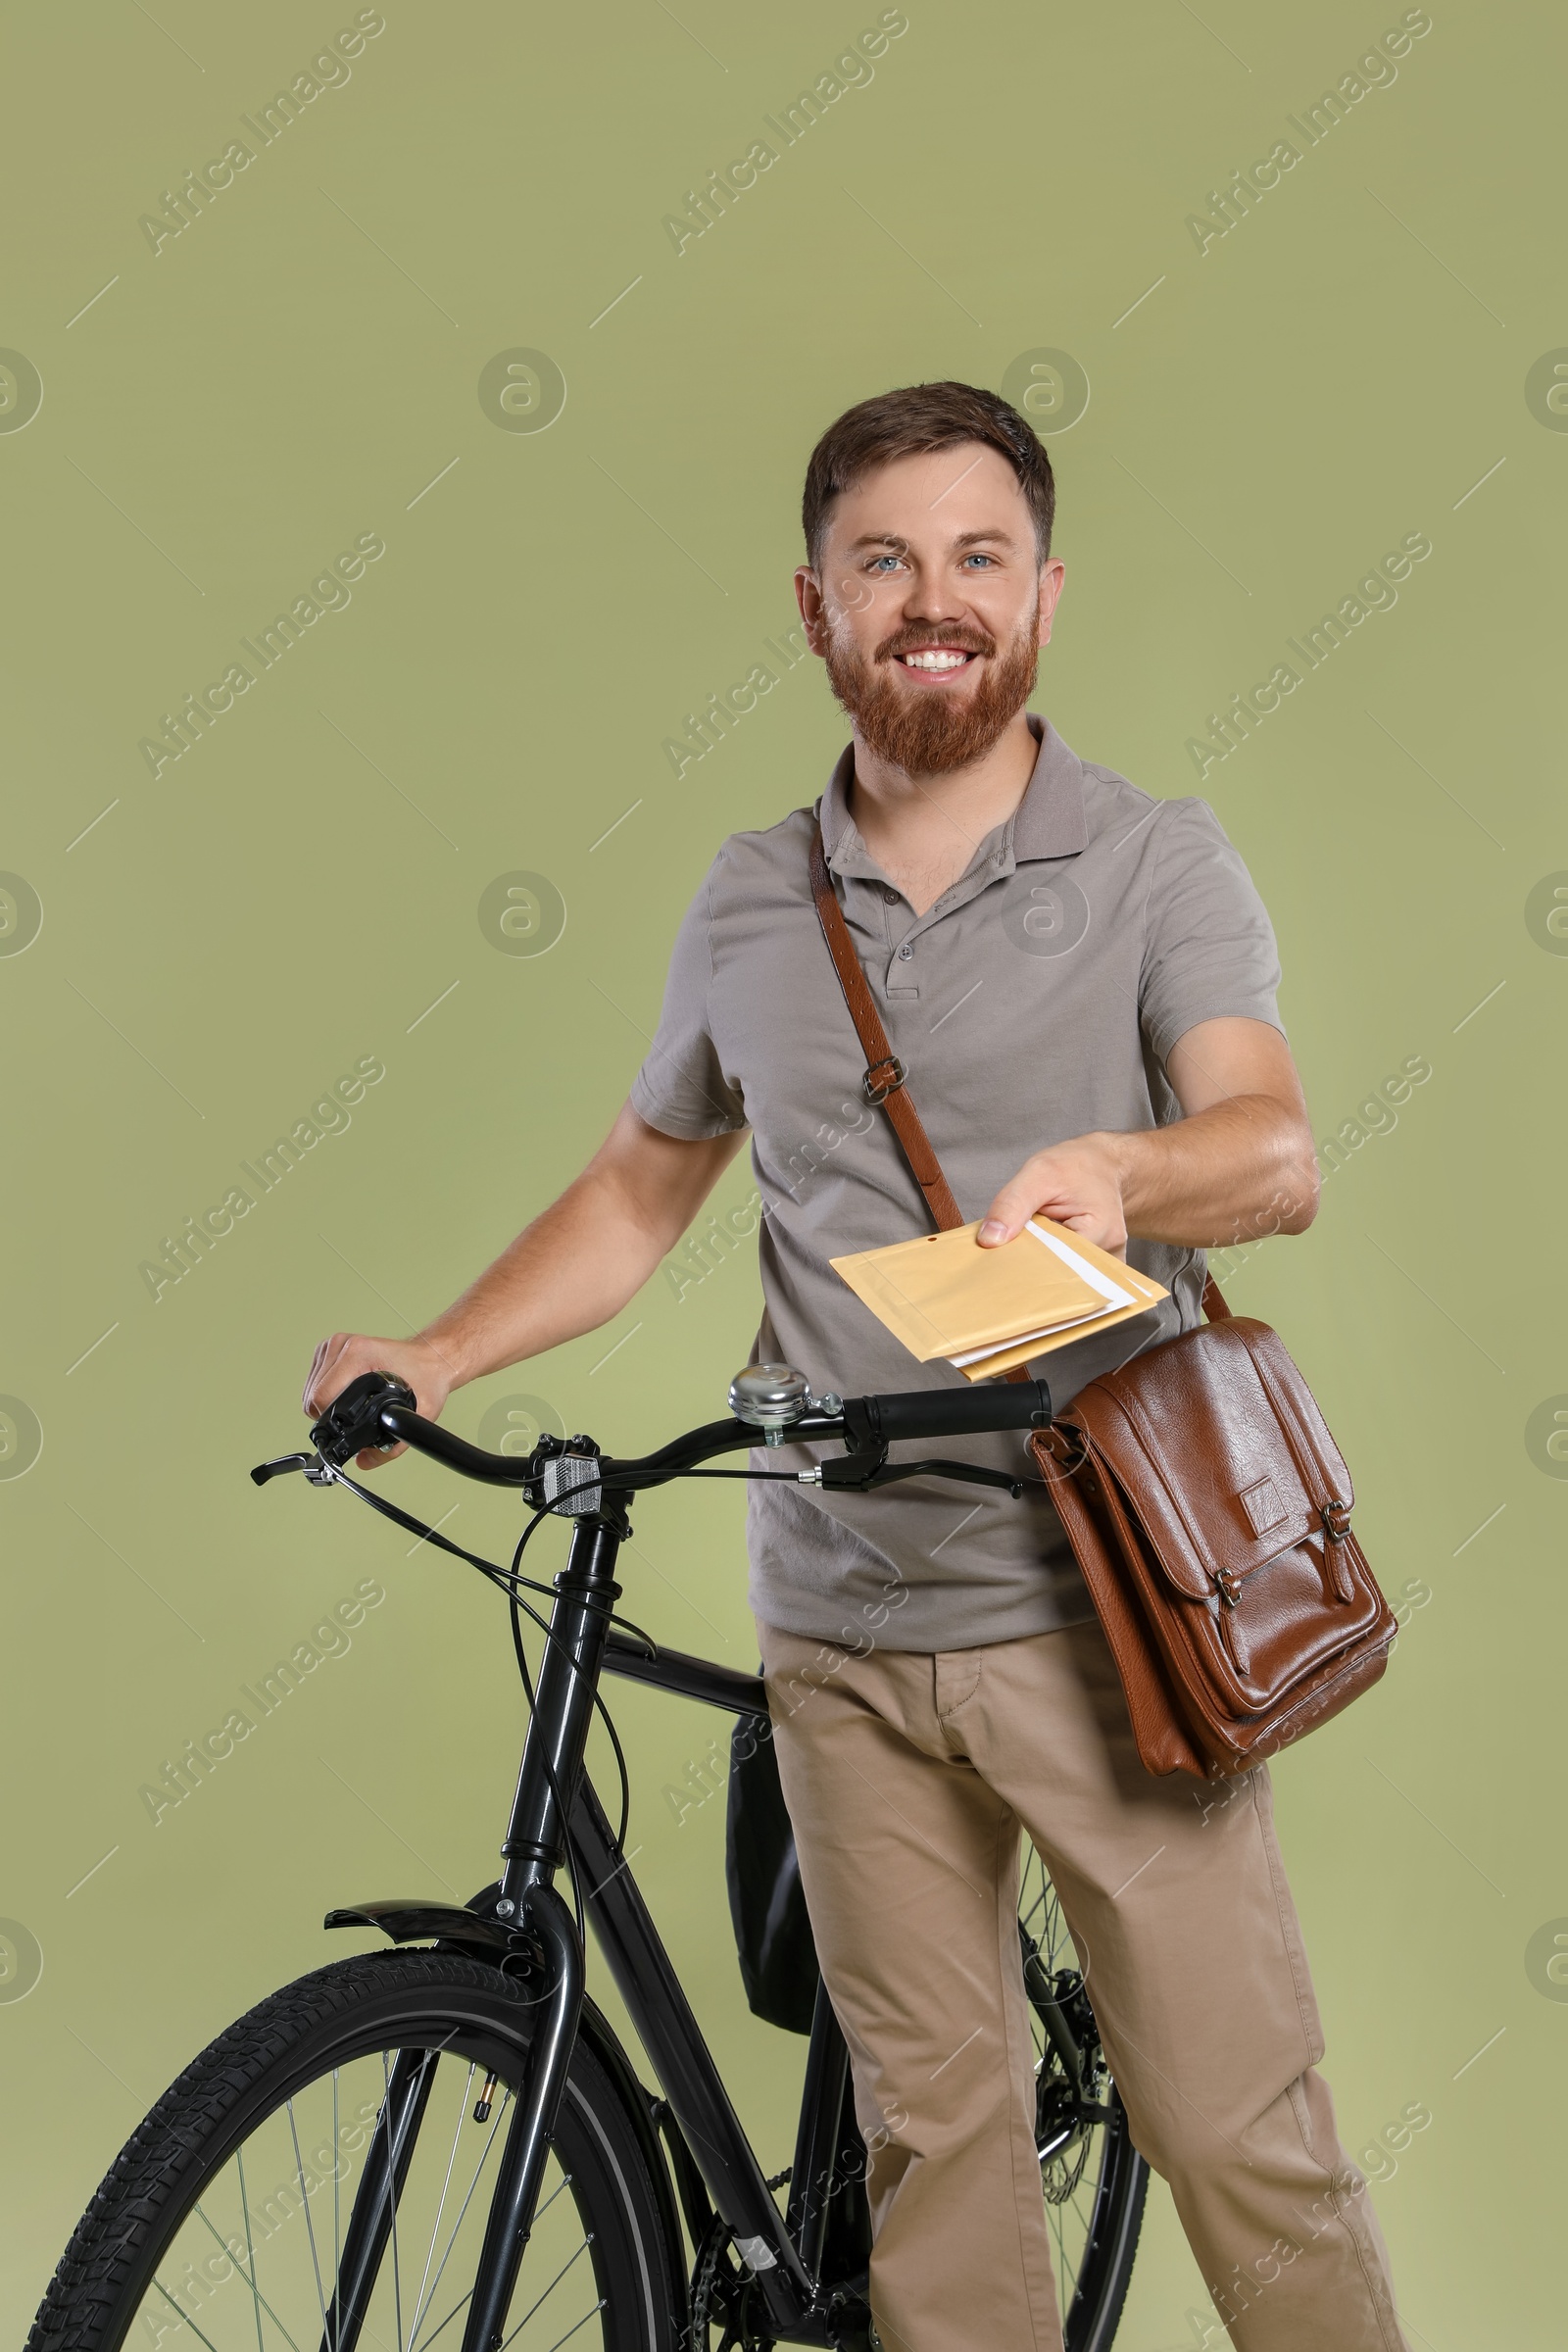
[807,819,1231,1327]
[808,822,964,1231]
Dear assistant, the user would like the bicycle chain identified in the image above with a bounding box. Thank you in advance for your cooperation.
[687,2168,791,2351]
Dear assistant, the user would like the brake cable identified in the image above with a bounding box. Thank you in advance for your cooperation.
[312,1458,638,1883]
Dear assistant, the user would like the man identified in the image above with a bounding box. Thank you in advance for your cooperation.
[305,382,1406,2351]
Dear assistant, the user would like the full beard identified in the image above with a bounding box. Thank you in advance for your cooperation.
[822,608,1041,779]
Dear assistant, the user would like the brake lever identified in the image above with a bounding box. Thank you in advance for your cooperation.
[811,1455,1024,1498]
[250,1450,319,1487]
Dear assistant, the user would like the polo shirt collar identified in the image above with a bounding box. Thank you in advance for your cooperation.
[819,713,1089,877]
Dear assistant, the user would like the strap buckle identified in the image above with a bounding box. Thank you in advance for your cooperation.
[861,1054,907,1105]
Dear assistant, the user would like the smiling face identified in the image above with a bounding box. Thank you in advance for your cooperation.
[797,442,1065,779]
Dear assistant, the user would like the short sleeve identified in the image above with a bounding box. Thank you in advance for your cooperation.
[1139,800,1283,1066]
[628,858,749,1140]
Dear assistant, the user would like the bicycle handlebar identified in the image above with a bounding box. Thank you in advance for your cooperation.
[288,1367,1053,1497]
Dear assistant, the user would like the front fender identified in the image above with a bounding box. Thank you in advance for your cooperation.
[323,1894,523,1957]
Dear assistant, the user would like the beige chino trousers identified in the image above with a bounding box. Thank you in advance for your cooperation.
[760,1616,1407,2352]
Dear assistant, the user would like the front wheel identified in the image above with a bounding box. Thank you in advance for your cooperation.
[28,1948,679,2352]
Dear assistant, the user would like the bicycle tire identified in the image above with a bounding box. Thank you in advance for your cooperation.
[1060,2091,1147,2352]
[27,1948,680,2352]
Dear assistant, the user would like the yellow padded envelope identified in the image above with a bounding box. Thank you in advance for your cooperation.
[831,1217,1168,1382]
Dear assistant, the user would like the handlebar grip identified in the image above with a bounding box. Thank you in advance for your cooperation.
[847,1381,1052,1446]
[312,1369,417,1466]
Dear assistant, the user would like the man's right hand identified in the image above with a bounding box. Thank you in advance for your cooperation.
[302,1333,457,1470]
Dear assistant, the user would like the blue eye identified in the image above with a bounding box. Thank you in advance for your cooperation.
[962,553,995,568]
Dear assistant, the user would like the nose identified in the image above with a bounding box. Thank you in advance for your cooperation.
[896,567,970,626]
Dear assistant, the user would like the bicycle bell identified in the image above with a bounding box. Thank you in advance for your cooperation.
[728,1362,811,1445]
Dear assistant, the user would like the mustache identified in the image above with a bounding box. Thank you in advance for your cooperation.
[875,623,997,662]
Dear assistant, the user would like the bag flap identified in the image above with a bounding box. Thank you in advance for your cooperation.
[1064,1318,1352,1600]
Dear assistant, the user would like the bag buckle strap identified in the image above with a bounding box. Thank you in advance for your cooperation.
[1320,1498,1354,1599]
[861,1054,907,1105]
[1034,1423,1086,1475]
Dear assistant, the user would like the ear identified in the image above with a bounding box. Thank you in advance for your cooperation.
[795,564,830,657]
[1036,558,1066,647]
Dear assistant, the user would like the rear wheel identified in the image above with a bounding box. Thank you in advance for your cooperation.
[27,1949,679,2352]
[1019,1853,1149,2352]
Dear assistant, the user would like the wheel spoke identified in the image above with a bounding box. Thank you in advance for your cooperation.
[405,2088,514,2350]
[224,2165,307,2352]
[497,2234,592,2347]
[411,2179,590,2352]
[287,2096,330,2328]
[540,2303,607,2352]
[1048,2197,1065,2274]
[409,2282,473,2352]
[236,2150,269,2352]
[152,2272,226,2352]
[406,2063,476,2352]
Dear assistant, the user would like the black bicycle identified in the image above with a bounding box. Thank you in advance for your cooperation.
[30,1365,1147,2352]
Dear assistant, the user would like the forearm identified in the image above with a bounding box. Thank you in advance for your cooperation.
[979,1022,1320,1258]
[1106,1094,1320,1249]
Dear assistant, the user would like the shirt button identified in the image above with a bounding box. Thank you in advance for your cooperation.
[897,942,913,960]
[882,887,900,905]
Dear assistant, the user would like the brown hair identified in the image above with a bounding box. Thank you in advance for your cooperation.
[801,380,1055,571]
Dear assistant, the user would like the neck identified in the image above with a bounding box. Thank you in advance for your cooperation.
[845,709,1040,913]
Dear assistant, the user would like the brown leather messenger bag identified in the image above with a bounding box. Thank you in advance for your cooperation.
[809,821,1396,1781]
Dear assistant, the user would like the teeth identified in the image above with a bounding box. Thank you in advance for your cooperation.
[902,650,969,670]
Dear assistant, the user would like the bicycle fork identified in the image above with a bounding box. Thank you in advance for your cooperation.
[322,2045,440,2351]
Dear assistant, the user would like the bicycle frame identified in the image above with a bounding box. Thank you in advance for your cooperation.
[328,1502,866,2352]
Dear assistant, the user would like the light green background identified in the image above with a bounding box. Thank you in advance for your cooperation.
[2,1,1563,2342]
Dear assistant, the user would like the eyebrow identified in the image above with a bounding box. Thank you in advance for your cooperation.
[842,526,1020,554]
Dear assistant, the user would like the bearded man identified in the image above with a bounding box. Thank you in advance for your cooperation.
[305,382,1407,2351]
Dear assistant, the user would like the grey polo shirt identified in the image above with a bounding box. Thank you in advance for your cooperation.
[629,715,1284,1652]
